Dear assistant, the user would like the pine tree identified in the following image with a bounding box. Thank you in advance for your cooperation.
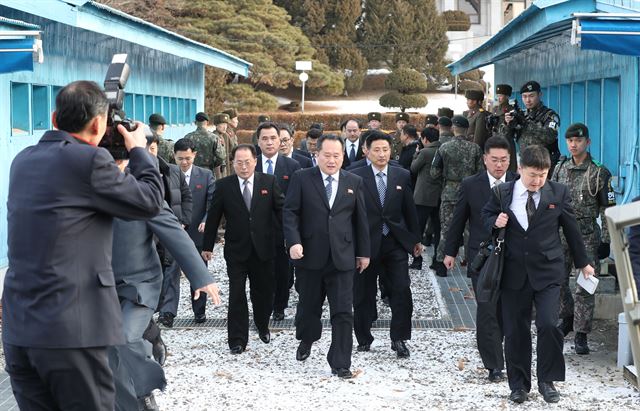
[379,67,428,112]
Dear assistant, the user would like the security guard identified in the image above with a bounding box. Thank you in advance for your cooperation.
[424,114,439,129]
[367,111,382,131]
[223,108,240,174]
[552,123,615,355]
[490,84,517,172]
[212,113,230,177]
[430,115,483,277]
[184,112,224,178]
[505,80,561,174]
[392,112,410,160]
[464,89,489,150]
[437,116,454,144]
[149,113,174,164]
[438,107,454,119]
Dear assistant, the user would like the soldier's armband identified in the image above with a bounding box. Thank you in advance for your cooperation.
[599,172,616,207]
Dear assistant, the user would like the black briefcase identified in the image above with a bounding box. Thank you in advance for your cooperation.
[475,228,505,304]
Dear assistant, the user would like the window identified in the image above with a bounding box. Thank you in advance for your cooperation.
[572,82,585,124]
[162,97,170,123]
[602,77,620,173]
[124,93,134,117]
[170,98,178,125]
[51,86,62,111]
[32,85,49,130]
[134,94,144,122]
[145,95,154,121]
[559,84,572,140]
[155,96,162,118]
[189,99,197,123]
[178,98,185,124]
[586,80,602,163]
[11,82,30,135]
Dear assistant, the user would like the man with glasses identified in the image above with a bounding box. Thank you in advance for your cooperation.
[278,123,313,168]
[169,138,215,324]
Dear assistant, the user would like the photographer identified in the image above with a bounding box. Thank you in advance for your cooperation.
[505,81,561,173]
[4,80,164,410]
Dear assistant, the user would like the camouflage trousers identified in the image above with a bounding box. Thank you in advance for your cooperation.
[558,230,600,333]
[436,201,457,262]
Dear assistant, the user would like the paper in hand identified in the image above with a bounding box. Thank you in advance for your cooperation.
[577,270,599,295]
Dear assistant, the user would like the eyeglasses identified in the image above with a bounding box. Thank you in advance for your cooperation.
[233,160,253,168]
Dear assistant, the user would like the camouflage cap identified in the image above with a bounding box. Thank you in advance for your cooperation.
[395,112,410,122]
[148,113,166,125]
[223,108,238,119]
[437,107,454,118]
[425,114,438,125]
[368,112,382,121]
[451,115,469,128]
[195,112,209,122]
[496,84,512,96]
[520,80,541,94]
[258,115,271,123]
[213,113,230,125]
[565,123,589,139]
[437,116,452,127]
[464,89,485,101]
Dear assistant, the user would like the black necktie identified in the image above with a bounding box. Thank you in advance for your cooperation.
[526,190,536,224]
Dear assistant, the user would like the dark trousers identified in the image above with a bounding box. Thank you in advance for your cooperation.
[226,249,275,349]
[416,204,440,251]
[157,256,181,316]
[4,343,115,411]
[295,260,354,369]
[190,246,208,317]
[501,279,565,392]
[470,275,504,371]
[354,235,413,345]
[273,241,291,312]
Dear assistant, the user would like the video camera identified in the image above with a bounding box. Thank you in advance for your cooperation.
[508,98,525,125]
[98,54,136,159]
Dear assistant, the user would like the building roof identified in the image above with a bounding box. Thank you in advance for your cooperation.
[446,0,633,75]
[0,15,40,30]
[0,0,252,76]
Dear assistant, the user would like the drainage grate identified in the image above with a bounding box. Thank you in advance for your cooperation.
[164,317,454,330]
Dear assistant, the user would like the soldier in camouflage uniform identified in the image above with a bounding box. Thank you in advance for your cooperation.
[437,116,454,144]
[211,113,230,178]
[551,123,616,355]
[148,113,174,163]
[223,108,239,175]
[505,81,561,175]
[463,90,490,150]
[431,115,484,277]
[184,112,224,177]
[489,84,517,173]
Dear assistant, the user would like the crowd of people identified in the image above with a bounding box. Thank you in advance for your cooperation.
[2,78,627,411]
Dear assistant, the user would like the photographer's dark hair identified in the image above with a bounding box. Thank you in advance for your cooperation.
[484,136,511,154]
[256,121,280,139]
[317,134,345,151]
[55,81,109,133]
[278,122,294,138]
[231,144,257,160]
[173,137,196,153]
[365,130,392,148]
[306,128,322,140]
[421,127,439,143]
[402,124,418,140]
[146,134,159,147]
[520,145,551,169]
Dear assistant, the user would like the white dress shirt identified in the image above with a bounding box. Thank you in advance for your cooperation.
[509,179,541,231]
[183,165,194,186]
[346,139,360,158]
[238,174,255,197]
[320,170,339,208]
[261,153,278,174]
[487,171,506,188]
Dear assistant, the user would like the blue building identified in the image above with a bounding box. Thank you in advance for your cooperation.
[0,0,251,272]
[449,0,640,204]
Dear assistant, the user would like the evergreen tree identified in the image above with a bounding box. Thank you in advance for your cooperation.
[379,67,428,112]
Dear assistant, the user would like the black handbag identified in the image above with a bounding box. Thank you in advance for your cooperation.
[475,185,506,304]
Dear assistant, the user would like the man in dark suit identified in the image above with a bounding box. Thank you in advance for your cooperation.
[306,128,322,167]
[341,119,365,169]
[202,144,284,354]
[3,81,164,410]
[278,123,314,168]
[284,134,370,379]
[168,137,216,324]
[255,122,302,320]
[482,145,595,404]
[444,136,517,382]
[350,131,421,358]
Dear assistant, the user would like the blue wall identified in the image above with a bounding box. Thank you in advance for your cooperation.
[495,41,639,203]
[0,8,208,267]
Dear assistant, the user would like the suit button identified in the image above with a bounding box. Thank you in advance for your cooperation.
[525,252,529,256]
[524,236,528,240]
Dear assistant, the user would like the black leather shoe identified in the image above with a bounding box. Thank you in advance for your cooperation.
[488,369,504,382]
[557,316,574,337]
[357,343,371,352]
[409,257,422,270]
[272,311,285,321]
[138,393,160,411]
[434,262,447,277]
[509,389,528,404]
[230,345,245,355]
[538,381,560,403]
[429,256,436,270]
[158,313,174,328]
[152,336,167,366]
[574,332,590,355]
[391,340,410,358]
[194,313,206,324]
[296,341,311,361]
[331,367,354,379]
[259,331,271,344]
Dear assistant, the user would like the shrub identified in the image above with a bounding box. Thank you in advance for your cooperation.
[442,10,471,31]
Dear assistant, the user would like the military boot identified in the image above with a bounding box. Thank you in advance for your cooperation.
[574,332,590,355]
